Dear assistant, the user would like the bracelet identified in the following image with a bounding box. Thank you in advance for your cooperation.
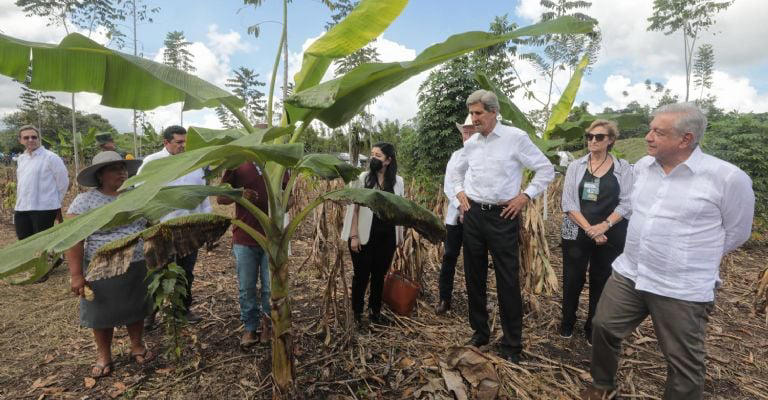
[350,235,358,239]
[604,220,612,228]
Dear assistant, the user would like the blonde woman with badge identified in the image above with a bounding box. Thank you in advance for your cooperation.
[559,120,632,344]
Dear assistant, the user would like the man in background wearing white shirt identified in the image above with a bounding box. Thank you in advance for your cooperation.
[453,90,555,363]
[139,125,212,325]
[14,125,69,240]
[435,115,475,315]
[582,103,755,400]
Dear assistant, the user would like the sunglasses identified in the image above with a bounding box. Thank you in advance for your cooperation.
[585,133,608,142]
[21,135,39,140]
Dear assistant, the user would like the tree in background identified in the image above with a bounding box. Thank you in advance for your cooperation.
[518,0,601,129]
[17,68,56,134]
[216,67,267,128]
[647,0,732,102]
[693,43,715,101]
[162,30,196,124]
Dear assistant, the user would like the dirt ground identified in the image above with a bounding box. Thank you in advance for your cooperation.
[0,200,767,399]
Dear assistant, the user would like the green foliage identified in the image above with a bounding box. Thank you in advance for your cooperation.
[693,43,714,100]
[215,66,266,128]
[162,31,195,73]
[146,263,188,361]
[702,113,768,221]
[1,181,16,212]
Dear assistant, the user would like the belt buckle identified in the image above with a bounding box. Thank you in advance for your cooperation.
[480,203,492,211]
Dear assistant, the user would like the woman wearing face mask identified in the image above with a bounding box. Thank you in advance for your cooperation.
[341,142,404,326]
[560,120,632,345]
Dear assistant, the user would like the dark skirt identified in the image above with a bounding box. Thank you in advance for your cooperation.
[80,260,152,329]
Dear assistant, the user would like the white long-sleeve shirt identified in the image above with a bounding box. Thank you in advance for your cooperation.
[443,148,463,225]
[452,123,554,204]
[613,147,754,302]
[14,146,69,211]
[138,147,212,222]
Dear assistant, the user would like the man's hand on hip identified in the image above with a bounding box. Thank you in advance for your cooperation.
[456,191,470,212]
[500,193,529,219]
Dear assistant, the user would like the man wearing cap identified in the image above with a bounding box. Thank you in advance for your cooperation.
[96,133,127,158]
[14,124,69,240]
[452,90,554,363]
[139,125,211,325]
[435,115,475,315]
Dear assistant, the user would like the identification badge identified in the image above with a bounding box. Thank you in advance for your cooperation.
[581,178,600,201]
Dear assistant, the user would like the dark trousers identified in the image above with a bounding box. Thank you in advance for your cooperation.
[14,209,59,240]
[562,220,627,335]
[176,251,199,311]
[591,272,712,400]
[463,203,522,354]
[438,222,463,302]
[349,223,397,316]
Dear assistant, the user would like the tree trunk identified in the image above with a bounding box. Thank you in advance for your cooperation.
[270,246,295,397]
[132,0,139,157]
[71,93,79,180]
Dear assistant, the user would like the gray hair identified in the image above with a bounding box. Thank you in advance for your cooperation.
[18,124,40,137]
[466,89,500,113]
[652,102,707,147]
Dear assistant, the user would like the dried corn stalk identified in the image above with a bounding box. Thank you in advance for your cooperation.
[755,266,768,323]
[519,197,558,296]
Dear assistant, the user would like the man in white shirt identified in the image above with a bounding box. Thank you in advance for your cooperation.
[453,90,555,363]
[14,125,69,240]
[582,103,755,400]
[436,115,475,315]
[139,125,212,325]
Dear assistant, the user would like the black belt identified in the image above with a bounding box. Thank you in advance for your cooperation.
[469,199,505,211]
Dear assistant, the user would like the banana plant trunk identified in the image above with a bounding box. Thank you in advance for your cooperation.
[270,240,295,396]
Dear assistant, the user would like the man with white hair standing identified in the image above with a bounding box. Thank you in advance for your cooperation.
[581,103,755,400]
[453,89,555,363]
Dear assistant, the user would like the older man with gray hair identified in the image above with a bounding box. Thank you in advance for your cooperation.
[581,103,755,400]
[452,89,554,363]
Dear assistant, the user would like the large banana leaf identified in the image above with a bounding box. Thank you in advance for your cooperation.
[550,113,648,142]
[544,54,590,137]
[114,185,242,225]
[475,72,536,136]
[186,125,295,151]
[87,214,231,281]
[287,16,595,128]
[294,154,359,183]
[288,0,408,123]
[0,143,299,280]
[323,188,444,243]
[0,32,243,111]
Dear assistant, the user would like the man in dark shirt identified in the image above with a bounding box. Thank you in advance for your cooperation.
[218,162,274,348]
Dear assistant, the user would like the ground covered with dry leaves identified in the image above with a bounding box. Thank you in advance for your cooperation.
[0,194,767,400]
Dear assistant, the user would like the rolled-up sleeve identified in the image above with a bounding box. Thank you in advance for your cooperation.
[613,158,633,218]
[517,135,554,199]
[561,160,580,213]
[721,168,754,253]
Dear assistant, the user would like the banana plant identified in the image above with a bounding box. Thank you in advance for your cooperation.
[0,0,595,394]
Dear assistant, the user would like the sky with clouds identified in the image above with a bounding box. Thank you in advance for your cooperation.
[1,0,767,134]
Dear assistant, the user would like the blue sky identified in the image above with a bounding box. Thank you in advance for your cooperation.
[1,0,767,133]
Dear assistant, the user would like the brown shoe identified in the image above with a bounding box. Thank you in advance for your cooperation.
[240,330,259,349]
[580,385,617,400]
[259,314,272,343]
[435,300,450,315]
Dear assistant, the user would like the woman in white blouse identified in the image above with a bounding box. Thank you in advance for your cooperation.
[560,120,632,344]
[341,142,404,326]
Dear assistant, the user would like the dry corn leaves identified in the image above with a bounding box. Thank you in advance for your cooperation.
[434,346,500,400]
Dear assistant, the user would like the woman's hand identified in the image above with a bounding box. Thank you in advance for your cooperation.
[70,274,87,297]
[350,237,362,253]
[585,222,608,239]
[594,234,608,245]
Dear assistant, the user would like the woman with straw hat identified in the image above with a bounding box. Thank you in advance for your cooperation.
[65,151,155,378]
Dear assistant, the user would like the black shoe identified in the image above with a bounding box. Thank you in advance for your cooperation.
[465,334,489,347]
[500,351,521,364]
[560,323,574,338]
[369,313,388,325]
[435,300,451,315]
[586,334,593,347]
[185,311,202,324]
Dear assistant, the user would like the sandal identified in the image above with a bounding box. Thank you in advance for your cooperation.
[130,349,156,365]
[91,361,114,378]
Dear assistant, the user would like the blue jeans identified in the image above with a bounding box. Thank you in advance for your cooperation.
[233,244,271,332]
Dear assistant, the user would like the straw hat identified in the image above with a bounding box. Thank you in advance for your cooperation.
[454,114,474,133]
[77,151,143,187]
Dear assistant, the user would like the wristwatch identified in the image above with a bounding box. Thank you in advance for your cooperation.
[604,219,612,228]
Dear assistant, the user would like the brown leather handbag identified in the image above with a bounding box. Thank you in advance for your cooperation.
[382,270,421,316]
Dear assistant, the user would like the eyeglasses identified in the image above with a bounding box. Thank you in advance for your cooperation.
[21,135,39,140]
[585,133,607,142]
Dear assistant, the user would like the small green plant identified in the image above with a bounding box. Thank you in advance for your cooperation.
[2,181,16,212]
[146,263,188,361]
